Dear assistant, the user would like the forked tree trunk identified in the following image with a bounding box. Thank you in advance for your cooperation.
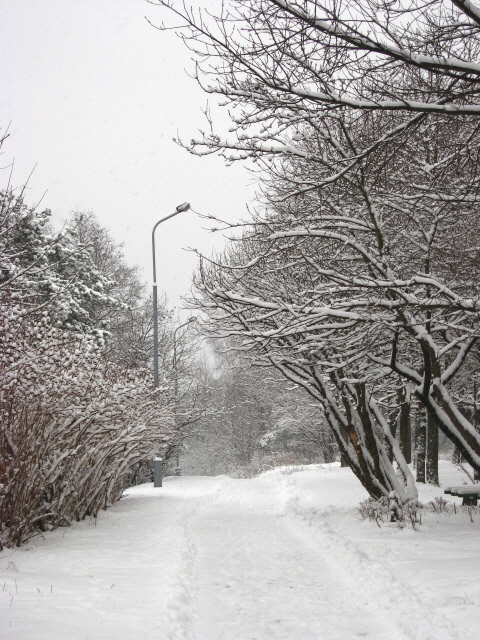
[277,363,418,502]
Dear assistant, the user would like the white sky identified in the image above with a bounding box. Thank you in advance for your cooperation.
[0,0,255,311]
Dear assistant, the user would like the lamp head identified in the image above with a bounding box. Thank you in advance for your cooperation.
[176,202,191,213]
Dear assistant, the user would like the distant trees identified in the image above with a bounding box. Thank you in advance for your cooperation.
[178,349,270,477]
[181,343,339,477]
[160,316,205,471]
[0,186,173,547]
[265,384,338,464]
[194,364,272,475]
[154,0,480,498]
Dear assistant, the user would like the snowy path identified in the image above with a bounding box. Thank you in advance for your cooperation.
[1,464,479,639]
[175,474,401,640]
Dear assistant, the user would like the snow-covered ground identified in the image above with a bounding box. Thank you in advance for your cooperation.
[1,462,479,639]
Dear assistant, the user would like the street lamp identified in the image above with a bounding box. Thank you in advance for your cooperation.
[151,202,190,488]
[152,202,190,389]
[172,316,197,475]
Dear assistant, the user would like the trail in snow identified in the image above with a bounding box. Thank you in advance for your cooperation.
[177,474,402,640]
[279,474,462,640]
[1,463,479,640]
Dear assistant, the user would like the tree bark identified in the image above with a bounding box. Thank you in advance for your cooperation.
[415,409,426,484]
[398,386,412,464]
[387,407,398,464]
[426,413,439,485]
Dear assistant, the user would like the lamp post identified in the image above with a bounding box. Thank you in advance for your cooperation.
[172,316,197,475]
[151,202,190,488]
[152,202,190,389]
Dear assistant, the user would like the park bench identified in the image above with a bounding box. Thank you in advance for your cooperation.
[444,485,480,506]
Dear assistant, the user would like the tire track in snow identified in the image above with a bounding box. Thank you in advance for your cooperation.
[281,474,462,640]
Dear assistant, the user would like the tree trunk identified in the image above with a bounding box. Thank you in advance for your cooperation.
[415,408,426,484]
[424,381,480,473]
[398,387,411,464]
[340,424,349,467]
[387,408,398,464]
[276,362,417,501]
[426,412,439,485]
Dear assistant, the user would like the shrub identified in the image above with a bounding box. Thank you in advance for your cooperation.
[0,304,172,547]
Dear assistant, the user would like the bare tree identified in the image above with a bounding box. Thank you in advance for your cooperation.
[194,240,418,500]
[191,111,480,498]
[152,0,480,170]
[153,0,480,481]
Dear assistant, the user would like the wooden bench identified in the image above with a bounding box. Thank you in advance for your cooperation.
[444,485,480,506]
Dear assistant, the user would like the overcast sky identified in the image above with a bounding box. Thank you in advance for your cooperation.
[0,0,254,311]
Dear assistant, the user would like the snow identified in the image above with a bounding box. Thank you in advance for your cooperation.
[1,462,479,639]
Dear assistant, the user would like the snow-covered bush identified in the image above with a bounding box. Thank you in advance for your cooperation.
[358,496,480,529]
[358,497,391,527]
[0,302,172,547]
[0,186,173,548]
[358,495,422,529]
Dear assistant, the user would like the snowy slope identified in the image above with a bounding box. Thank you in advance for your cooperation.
[1,462,479,639]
